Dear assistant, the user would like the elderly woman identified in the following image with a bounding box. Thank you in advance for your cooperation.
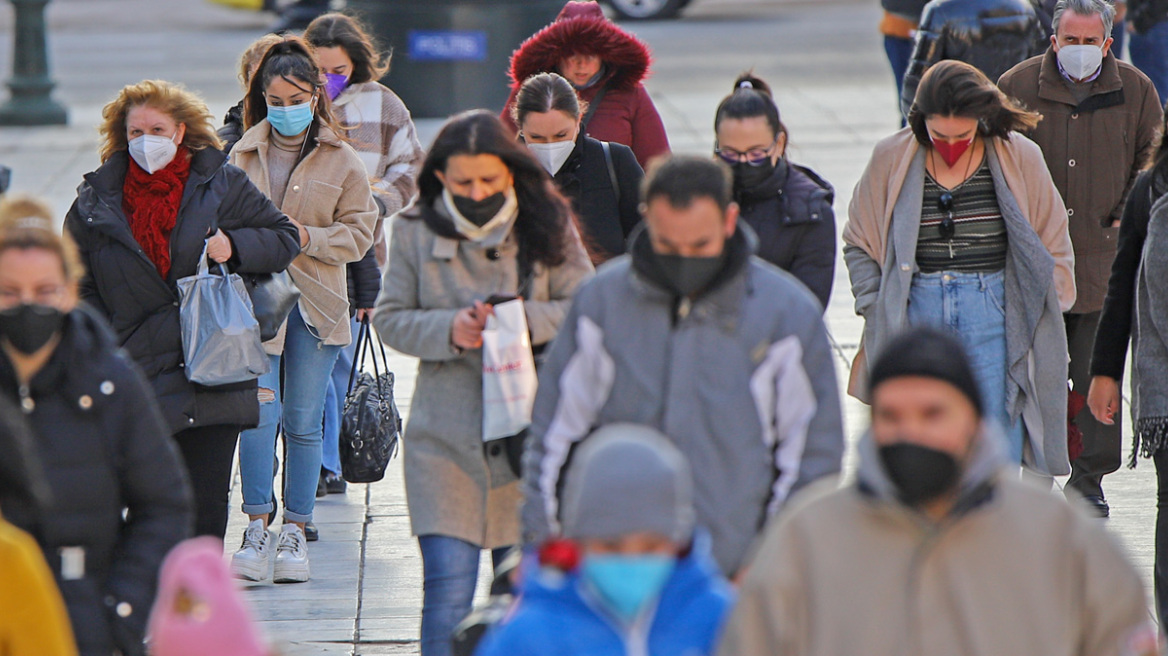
[500,0,670,168]
[64,80,299,542]
[374,110,593,656]
[6,195,193,656]
[843,60,1075,475]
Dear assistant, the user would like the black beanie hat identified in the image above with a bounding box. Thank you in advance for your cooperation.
[868,327,984,417]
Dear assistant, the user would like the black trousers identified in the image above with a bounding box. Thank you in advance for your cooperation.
[1065,312,1122,498]
[172,424,241,539]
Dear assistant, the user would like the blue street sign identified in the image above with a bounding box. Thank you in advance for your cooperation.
[408,31,489,62]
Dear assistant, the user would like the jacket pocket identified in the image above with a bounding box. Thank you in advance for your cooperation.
[298,180,344,228]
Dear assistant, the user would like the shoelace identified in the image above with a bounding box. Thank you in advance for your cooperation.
[241,525,266,551]
[277,529,304,555]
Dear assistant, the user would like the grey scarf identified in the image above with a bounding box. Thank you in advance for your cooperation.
[1133,194,1168,462]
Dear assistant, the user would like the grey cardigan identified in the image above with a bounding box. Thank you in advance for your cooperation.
[844,142,1070,476]
[373,202,594,548]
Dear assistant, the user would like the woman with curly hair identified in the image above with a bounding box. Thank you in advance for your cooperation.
[64,80,300,541]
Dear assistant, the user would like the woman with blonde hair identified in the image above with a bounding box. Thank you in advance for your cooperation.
[4,195,192,656]
[64,80,300,541]
[220,33,285,154]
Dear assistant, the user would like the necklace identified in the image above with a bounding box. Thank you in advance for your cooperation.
[929,141,979,259]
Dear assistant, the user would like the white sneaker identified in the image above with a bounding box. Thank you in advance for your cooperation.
[273,523,310,583]
[230,518,271,581]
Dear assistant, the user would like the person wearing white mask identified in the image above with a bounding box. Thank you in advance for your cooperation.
[64,80,300,543]
[513,73,643,264]
[999,0,1163,517]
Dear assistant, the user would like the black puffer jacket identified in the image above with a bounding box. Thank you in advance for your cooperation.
[900,0,1047,116]
[735,159,836,310]
[217,100,245,155]
[64,147,300,434]
[347,247,381,313]
[1,305,193,656]
[553,134,643,263]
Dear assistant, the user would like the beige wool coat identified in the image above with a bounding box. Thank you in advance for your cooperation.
[230,122,377,351]
[374,201,594,548]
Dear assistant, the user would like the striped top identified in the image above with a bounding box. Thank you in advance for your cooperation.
[917,161,1008,273]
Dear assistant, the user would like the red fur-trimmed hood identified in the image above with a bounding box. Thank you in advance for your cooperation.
[507,1,652,93]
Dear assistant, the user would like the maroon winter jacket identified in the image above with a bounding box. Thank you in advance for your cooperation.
[501,1,670,169]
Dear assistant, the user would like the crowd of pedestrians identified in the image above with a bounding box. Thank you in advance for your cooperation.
[5,0,1168,654]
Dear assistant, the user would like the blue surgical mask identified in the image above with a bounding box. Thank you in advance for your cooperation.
[580,554,674,621]
[266,100,315,137]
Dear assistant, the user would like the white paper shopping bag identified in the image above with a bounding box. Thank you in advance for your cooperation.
[481,299,538,441]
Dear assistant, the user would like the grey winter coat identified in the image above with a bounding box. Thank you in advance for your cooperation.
[522,225,845,576]
[844,138,1071,475]
[373,200,594,548]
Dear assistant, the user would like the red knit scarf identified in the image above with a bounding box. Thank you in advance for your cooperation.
[122,148,192,279]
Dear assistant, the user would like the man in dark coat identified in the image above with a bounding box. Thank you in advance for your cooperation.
[999,0,1163,516]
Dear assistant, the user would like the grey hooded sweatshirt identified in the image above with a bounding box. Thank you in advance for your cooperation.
[521,225,845,575]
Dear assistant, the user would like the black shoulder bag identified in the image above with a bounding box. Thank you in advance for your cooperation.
[340,317,402,483]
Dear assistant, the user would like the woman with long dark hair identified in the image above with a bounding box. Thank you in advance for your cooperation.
[374,110,593,656]
[1090,110,1168,630]
[844,60,1074,475]
[228,37,377,584]
[714,72,836,310]
[512,72,643,263]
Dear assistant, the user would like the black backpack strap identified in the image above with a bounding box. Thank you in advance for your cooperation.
[601,141,620,209]
[580,81,610,133]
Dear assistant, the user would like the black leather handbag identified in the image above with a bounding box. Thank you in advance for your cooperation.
[340,317,401,483]
[242,270,300,342]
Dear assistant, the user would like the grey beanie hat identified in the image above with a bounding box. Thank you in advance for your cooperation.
[560,424,696,543]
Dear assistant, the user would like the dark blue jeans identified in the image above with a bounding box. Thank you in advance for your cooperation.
[1131,19,1168,105]
[884,34,915,125]
[418,535,510,656]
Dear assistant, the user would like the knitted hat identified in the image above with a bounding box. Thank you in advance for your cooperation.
[147,537,268,656]
[868,327,984,416]
[561,424,695,543]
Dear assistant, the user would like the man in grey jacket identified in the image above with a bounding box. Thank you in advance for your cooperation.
[521,155,845,577]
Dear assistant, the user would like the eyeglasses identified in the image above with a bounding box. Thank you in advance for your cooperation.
[0,286,66,310]
[714,141,777,167]
[937,191,956,241]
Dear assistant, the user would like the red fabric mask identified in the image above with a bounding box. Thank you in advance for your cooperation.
[931,136,974,168]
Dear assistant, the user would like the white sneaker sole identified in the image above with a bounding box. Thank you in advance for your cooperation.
[231,555,269,582]
[273,559,309,583]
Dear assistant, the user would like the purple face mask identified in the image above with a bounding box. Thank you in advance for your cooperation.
[324,73,349,100]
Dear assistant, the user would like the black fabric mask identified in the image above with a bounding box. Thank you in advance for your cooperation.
[0,304,65,355]
[878,442,961,506]
[732,160,776,192]
[452,192,507,227]
[653,252,727,298]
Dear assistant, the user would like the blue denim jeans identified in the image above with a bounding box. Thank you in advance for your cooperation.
[1131,19,1168,107]
[418,535,510,656]
[239,305,342,523]
[907,271,1024,462]
[322,317,360,476]
[884,34,914,125]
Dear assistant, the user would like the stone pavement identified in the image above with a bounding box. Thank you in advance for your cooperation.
[0,0,1161,653]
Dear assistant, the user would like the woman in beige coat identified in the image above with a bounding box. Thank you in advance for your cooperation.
[227,37,376,584]
[374,110,593,656]
[844,61,1074,475]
